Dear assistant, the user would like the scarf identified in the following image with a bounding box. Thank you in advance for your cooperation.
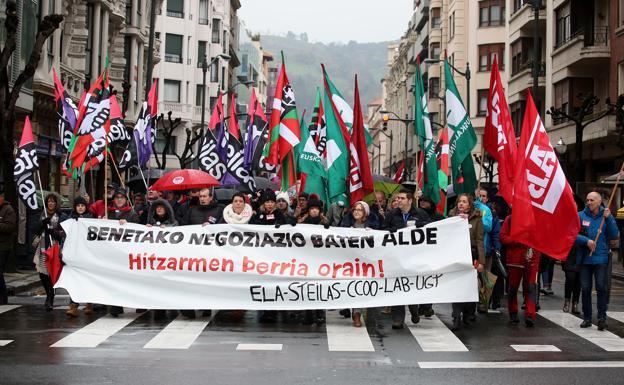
[223,203,253,224]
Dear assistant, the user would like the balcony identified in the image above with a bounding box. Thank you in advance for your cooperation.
[552,26,610,72]
[509,2,546,36]
[508,60,546,96]
[166,10,184,19]
[160,102,193,121]
[414,0,429,32]
[164,54,182,64]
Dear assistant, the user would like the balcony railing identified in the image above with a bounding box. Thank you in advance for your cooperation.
[512,0,545,16]
[164,54,182,63]
[199,18,209,25]
[166,10,184,18]
[555,26,609,50]
[511,60,545,77]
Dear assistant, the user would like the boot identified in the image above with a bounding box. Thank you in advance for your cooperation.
[39,274,54,311]
[352,312,362,327]
[83,303,94,315]
[66,303,79,318]
[571,302,580,315]
[562,299,570,313]
[451,317,461,331]
[339,309,351,318]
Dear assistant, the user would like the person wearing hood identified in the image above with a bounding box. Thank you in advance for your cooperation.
[182,188,222,226]
[250,190,287,226]
[297,199,328,226]
[222,193,253,224]
[34,193,67,311]
[576,191,619,330]
[66,196,96,317]
[147,199,178,227]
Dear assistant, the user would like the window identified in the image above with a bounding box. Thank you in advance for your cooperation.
[477,89,489,116]
[449,12,455,40]
[509,101,525,136]
[223,31,227,53]
[210,62,219,83]
[210,96,218,111]
[511,37,541,75]
[430,112,439,126]
[478,44,505,71]
[195,85,205,107]
[165,33,183,63]
[429,77,440,99]
[199,0,209,25]
[619,61,624,96]
[553,78,594,124]
[197,41,206,68]
[212,19,221,43]
[479,0,505,27]
[167,0,184,18]
[154,131,177,155]
[431,8,441,28]
[163,80,181,102]
[555,2,571,48]
[430,43,441,60]
[221,66,226,91]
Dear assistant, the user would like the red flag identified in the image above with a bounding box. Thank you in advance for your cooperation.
[510,90,580,260]
[349,75,374,202]
[208,92,224,131]
[393,160,405,183]
[484,56,517,204]
[44,244,62,285]
[436,126,450,215]
[228,92,241,140]
[416,151,424,189]
[147,82,158,117]
[13,116,39,210]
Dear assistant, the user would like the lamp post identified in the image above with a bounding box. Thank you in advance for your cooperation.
[532,0,542,104]
[424,59,471,115]
[381,110,412,180]
[227,80,255,94]
[369,142,381,174]
[379,125,394,176]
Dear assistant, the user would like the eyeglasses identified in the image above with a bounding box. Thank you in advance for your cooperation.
[352,208,364,212]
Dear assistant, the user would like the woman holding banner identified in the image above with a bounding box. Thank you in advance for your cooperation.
[66,196,94,317]
[448,194,485,331]
[222,193,253,225]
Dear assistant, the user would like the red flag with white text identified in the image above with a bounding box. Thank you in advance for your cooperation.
[510,90,580,260]
[393,160,405,184]
[484,56,517,204]
[349,75,374,203]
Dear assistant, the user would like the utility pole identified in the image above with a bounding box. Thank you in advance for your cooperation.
[145,0,158,93]
[533,0,541,108]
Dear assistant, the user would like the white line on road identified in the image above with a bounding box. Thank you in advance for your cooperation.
[325,310,374,352]
[0,340,13,346]
[144,315,209,349]
[419,361,624,369]
[608,312,624,325]
[540,311,624,352]
[236,344,283,351]
[511,344,561,352]
[405,315,468,352]
[51,313,141,348]
[0,305,20,315]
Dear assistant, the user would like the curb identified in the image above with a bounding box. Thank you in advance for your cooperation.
[5,272,42,296]
[613,272,624,282]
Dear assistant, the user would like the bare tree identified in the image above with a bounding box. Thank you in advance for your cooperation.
[548,94,612,187]
[0,2,63,204]
[150,111,202,170]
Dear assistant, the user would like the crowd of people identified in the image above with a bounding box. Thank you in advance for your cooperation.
[0,183,620,333]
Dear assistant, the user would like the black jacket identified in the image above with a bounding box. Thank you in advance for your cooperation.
[147,199,178,227]
[183,201,223,225]
[0,202,16,251]
[384,207,430,232]
[250,209,287,226]
[107,204,140,223]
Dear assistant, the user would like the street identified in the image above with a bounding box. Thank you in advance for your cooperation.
[2,271,624,385]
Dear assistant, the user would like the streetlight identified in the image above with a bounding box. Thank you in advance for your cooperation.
[369,142,381,174]
[380,110,412,181]
[424,58,471,114]
[227,80,255,94]
[531,0,542,103]
[378,124,394,176]
[555,137,567,155]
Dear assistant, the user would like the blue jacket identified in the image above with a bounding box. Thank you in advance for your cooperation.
[475,200,493,252]
[575,206,619,265]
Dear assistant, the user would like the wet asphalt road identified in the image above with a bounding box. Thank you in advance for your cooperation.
[1,269,624,385]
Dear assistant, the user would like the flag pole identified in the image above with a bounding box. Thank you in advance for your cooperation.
[476,134,486,192]
[35,170,53,245]
[109,151,135,211]
[590,160,624,255]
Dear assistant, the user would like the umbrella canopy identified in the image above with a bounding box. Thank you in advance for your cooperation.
[150,169,220,191]
[44,244,62,285]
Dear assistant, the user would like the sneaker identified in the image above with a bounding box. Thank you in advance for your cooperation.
[525,317,535,327]
[423,307,435,318]
[580,320,592,328]
[352,312,362,327]
[450,317,461,332]
[391,321,404,329]
[339,309,351,319]
[597,319,607,331]
[509,313,520,324]
[83,303,94,315]
[411,313,420,324]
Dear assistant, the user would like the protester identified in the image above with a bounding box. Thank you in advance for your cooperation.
[294,192,309,218]
[222,192,253,225]
[89,182,118,218]
[182,188,222,227]
[326,201,348,226]
[417,195,444,317]
[297,198,328,226]
[384,189,430,329]
[0,192,16,305]
[562,243,581,315]
[146,199,178,227]
[370,191,388,222]
[250,190,286,227]
[576,191,619,330]
[489,199,507,310]
[448,193,484,331]
[540,257,555,296]
[175,188,201,224]
[340,200,379,327]
[275,191,295,224]
[34,193,67,311]
[500,213,541,327]
[66,196,95,317]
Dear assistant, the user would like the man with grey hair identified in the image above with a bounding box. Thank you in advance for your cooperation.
[576,191,619,330]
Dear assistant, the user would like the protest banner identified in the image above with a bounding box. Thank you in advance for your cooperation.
[57,217,478,310]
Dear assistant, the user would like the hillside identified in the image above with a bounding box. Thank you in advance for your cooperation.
[260,33,391,117]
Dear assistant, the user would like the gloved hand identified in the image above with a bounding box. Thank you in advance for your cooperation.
[323,223,330,229]
[275,223,281,229]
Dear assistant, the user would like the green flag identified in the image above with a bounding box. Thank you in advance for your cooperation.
[444,59,477,195]
[322,65,350,206]
[414,58,440,203]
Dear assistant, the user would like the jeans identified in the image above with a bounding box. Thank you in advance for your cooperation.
[0,250,8,304]
[541,258,555,286]
[580,264,608,321]
[391,305,418,324]
[564,270,581,303]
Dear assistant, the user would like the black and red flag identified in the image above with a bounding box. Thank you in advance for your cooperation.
[13,116,39,210]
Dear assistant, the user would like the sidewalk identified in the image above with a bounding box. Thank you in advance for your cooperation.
[4,270,42,296]
[613,257,624,282]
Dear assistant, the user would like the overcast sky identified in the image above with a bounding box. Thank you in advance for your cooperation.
[238,0,413,43]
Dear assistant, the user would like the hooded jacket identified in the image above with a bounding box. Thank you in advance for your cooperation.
[146,199,178,227]
[183,201,223,225]
[575,206,619,265]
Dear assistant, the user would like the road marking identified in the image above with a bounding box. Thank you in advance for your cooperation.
[0,305,20,315]
[609,312,624,324]
[236,343,283,351]
[406,315,468,352]
[488,310,501,314]
[419,361,624,369]
[144,315,209,349]
[540,311,624,352]
[0,340,13,346]
[51,313,141,348]
[325,311,374,352]
[511,344,561,352]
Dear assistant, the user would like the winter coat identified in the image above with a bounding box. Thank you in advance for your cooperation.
[183,201,223,225]
[500,216,542,267]
[475,200,493,254]
[339,212,380,229]
[34,209,67,275]
[250,209,287,226]
[300,213,328,226]
[70,210,94,220]
[107,204,140,223]
[487,213,502,257]
[0,202,17,251]
[146,199,178,227]
[575,206,619,265]
[384,206,430,232]
[222,203,253,224]
[449,207,485,265]
[89,199,107,218]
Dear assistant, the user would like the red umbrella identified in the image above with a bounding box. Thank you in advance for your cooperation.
[149,169,220,191]
[44,244,62,285]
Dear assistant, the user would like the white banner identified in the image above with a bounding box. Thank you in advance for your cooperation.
[57,217,478,310]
